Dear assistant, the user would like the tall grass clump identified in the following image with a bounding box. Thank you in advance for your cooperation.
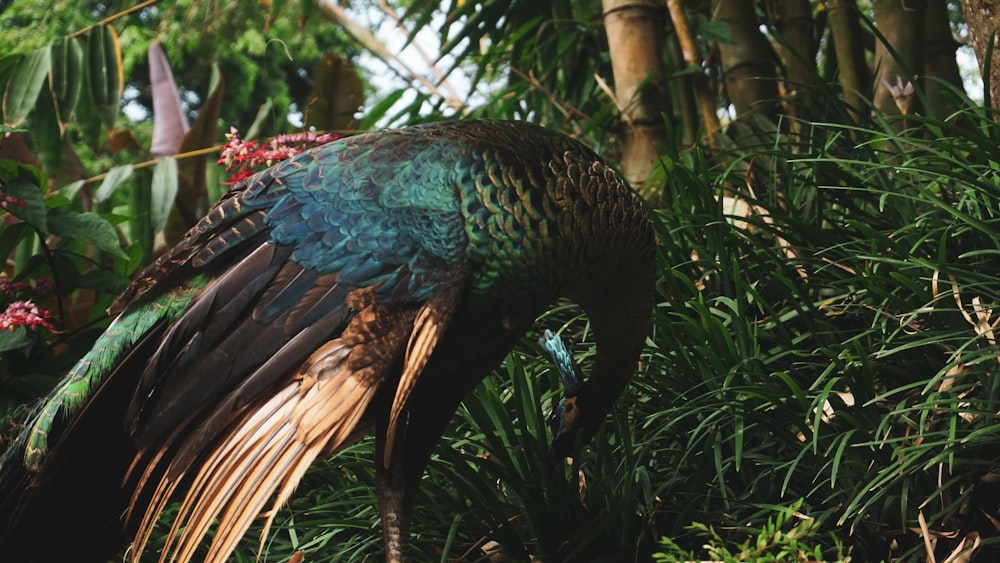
[632,93,1000,561]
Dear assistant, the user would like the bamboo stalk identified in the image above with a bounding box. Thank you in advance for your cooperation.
[826,0,872,119]
[666,0,721,143]
[710,0,780,120]
[959,0,1000,114]
[872,0,926,119]
[601,0,672,198]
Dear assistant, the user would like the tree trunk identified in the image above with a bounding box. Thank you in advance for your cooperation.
[666,0,719,145]
[872,0,926,118]
[924,0,964,117]
[763,0,817,120]
[711,0,780,120]
[602,0,672,199]
[959,0,1000,111]
[826,0,871,119]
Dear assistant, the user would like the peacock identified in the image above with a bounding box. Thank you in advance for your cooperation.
[0,119,656,562]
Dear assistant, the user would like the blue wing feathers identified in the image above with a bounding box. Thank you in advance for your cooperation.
[244,132,471,303]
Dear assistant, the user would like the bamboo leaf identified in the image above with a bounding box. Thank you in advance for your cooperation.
[244,97,273,141]
[129,167,154,264]
[3,47,51,127]
[150,156,178,232]
[94,164,133,203]
[359,89,404,130]
[33,81,63,173]
[74,48,102,144]
[698,19,733,43]
[0,55,20,92]
[86,24,123,130]
[58,179,86,201]
[49,36,84,128]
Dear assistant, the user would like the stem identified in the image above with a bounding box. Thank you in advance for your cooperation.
[508,66,591,122]
[827,0,873,118]
[601,0,672,197]
[82,146,220,186]
[24,226,67,331]
[69,0,163,38]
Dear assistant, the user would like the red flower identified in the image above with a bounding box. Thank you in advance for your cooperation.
[30,278,56,298]
[0,277,57,298]
[0,278,30,296]
[0,193,26,211]
[217,127,340,185]
[0,300,55,332]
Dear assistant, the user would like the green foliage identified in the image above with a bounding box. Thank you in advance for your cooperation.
[0,158,132,421]
[2,0,357,134]
[2,46,52,127]
[653,500,849,562]
[631,93,1000,559]
[0,0,361,425]
[380,0,617,139]
[117,0,356,133]
[86,23,123,131]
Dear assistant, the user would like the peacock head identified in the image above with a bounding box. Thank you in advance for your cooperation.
[550,229,658,463]
[539,329,584,458]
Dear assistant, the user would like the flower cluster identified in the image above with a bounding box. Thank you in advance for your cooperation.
[0,300,55,332]
[217,127,340,185]
[0,276,58,333]
[0,192,26,211]
[0,277,56,298]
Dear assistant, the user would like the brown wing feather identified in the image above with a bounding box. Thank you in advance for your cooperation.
[383,284,462,468]
[128,288,426,562]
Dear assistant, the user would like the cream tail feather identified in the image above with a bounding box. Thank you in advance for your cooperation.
[131,340,378,562]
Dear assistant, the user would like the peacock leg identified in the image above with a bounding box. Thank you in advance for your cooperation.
[375,446,412,563]
[375,383,469,562]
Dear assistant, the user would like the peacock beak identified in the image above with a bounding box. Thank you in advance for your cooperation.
[549,395,578,440]
[548,394,584,462]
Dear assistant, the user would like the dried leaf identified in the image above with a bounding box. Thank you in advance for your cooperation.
[304,51,363,133]
[148,41,189,156]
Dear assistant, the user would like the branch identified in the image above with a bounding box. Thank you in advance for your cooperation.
[374,0,465,104]
[81,146,220,186]
[314,0,466,112]
[507,66,590,122]
[69,0,163,38]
